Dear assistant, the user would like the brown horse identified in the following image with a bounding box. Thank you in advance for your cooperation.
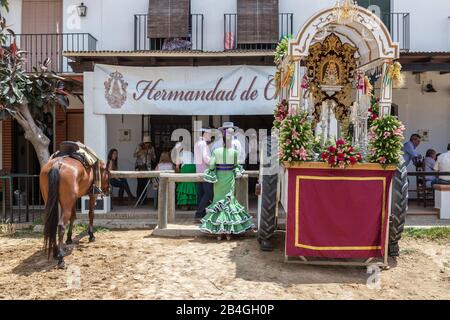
[40,156,109,268]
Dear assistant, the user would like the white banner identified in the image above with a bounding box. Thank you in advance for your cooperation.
[93,64,277,115]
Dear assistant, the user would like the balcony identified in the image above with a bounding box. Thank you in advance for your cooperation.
[134,14,204,51]
[382,12,410,52]
[4,33,97,73]
[224,13,293,50]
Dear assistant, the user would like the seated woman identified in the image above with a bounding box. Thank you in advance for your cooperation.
[107,149,135,204]
[152,152,175,190]
[199,126,254,241]
[155,152,174,171]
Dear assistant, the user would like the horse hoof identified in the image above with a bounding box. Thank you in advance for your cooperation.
[66,239,73,245]
[89,236,96,243]
[57,260,66,269]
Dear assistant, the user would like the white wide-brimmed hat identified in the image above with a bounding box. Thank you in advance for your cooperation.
[218,122,239,132]
[143,135,151,143]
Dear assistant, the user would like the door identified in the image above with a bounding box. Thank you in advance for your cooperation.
[66,111,84,143]
[21,0,63,72]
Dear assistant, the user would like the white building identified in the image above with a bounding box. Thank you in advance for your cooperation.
[2,0,450,199]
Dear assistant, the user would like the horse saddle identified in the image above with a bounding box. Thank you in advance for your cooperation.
[51,141,103,195]
[52,141,99,169]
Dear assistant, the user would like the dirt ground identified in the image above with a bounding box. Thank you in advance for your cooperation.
[0,229,449,300]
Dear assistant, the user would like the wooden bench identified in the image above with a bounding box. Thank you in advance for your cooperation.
[434,184,450,219]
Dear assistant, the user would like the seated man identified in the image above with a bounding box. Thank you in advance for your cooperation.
[433,143,450,185]
[402,134,421,167]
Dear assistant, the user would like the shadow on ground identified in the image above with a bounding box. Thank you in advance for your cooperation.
[11,231,90,275]
[223,232,398,285]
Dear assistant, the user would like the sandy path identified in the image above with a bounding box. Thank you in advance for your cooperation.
[0,230,449,300]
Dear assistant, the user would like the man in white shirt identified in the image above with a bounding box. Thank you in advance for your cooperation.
[194,128,213,219]
[434,143,450,185]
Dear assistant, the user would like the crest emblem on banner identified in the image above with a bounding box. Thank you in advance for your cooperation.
[104,71,128,108]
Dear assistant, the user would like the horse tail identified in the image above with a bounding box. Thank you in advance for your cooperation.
[44,167,60,259]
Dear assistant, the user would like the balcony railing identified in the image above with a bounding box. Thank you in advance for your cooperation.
[4,33,97,73]
[134,14,204,51]
[224,13,293,50]
[381,12,410,52]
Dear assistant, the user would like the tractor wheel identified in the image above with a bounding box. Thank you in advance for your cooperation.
[257,135,279,252]
[388,162,408,257]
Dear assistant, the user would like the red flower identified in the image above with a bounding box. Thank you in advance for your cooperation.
[348,146,354,153]
[349,156,357,165]
[336,139,345,146]
[357,153,362,161]
[337,153,345,162]
[328,146,336,153]
[328,156,336,165]
[321,152,329,160]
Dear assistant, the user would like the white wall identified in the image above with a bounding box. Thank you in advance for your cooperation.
[106,115,142,193]
[394,72,450,171]
[84,71,108,161]
[393,0,450,52]
[6,0,450,52]
[4,0,22,34]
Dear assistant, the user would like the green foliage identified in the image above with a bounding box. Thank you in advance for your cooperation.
[404,227,450,241]
[278,111,315,162]
[274,35,293,65]
[368,115,405,165]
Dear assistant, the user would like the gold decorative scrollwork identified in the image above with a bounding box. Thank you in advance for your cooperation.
[305,33,357,125]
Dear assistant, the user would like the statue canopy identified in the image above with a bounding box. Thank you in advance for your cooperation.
[289,6,399,67]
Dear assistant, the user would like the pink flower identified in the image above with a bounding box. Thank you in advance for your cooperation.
[384,132,392,138]
[294,147,308,161]
[291,131,299,140]
[378,156,387,164]
[339,161,346,169]
[393,128,403,136]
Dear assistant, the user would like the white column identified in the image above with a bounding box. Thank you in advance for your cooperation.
[379,62,394,118]
[84,71,108,161]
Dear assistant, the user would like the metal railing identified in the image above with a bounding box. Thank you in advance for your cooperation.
[4,33,97,73]
[224,13,293,50]
[1,174,44,224]
[381,12,411,52]
[134,13,204,51]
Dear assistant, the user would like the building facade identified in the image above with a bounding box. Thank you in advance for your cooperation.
[1,0,450,198]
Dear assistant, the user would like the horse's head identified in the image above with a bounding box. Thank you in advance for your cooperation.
[99,160,110,194]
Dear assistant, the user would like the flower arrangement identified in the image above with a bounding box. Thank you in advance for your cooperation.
[368,96,379,128]
[273,99,289,130]
[278,111,314,162]
[321,139,362,169]
[368,115,405,165]
[274,35,293,65]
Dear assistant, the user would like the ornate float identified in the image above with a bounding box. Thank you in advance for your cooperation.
[257,1,408,268]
